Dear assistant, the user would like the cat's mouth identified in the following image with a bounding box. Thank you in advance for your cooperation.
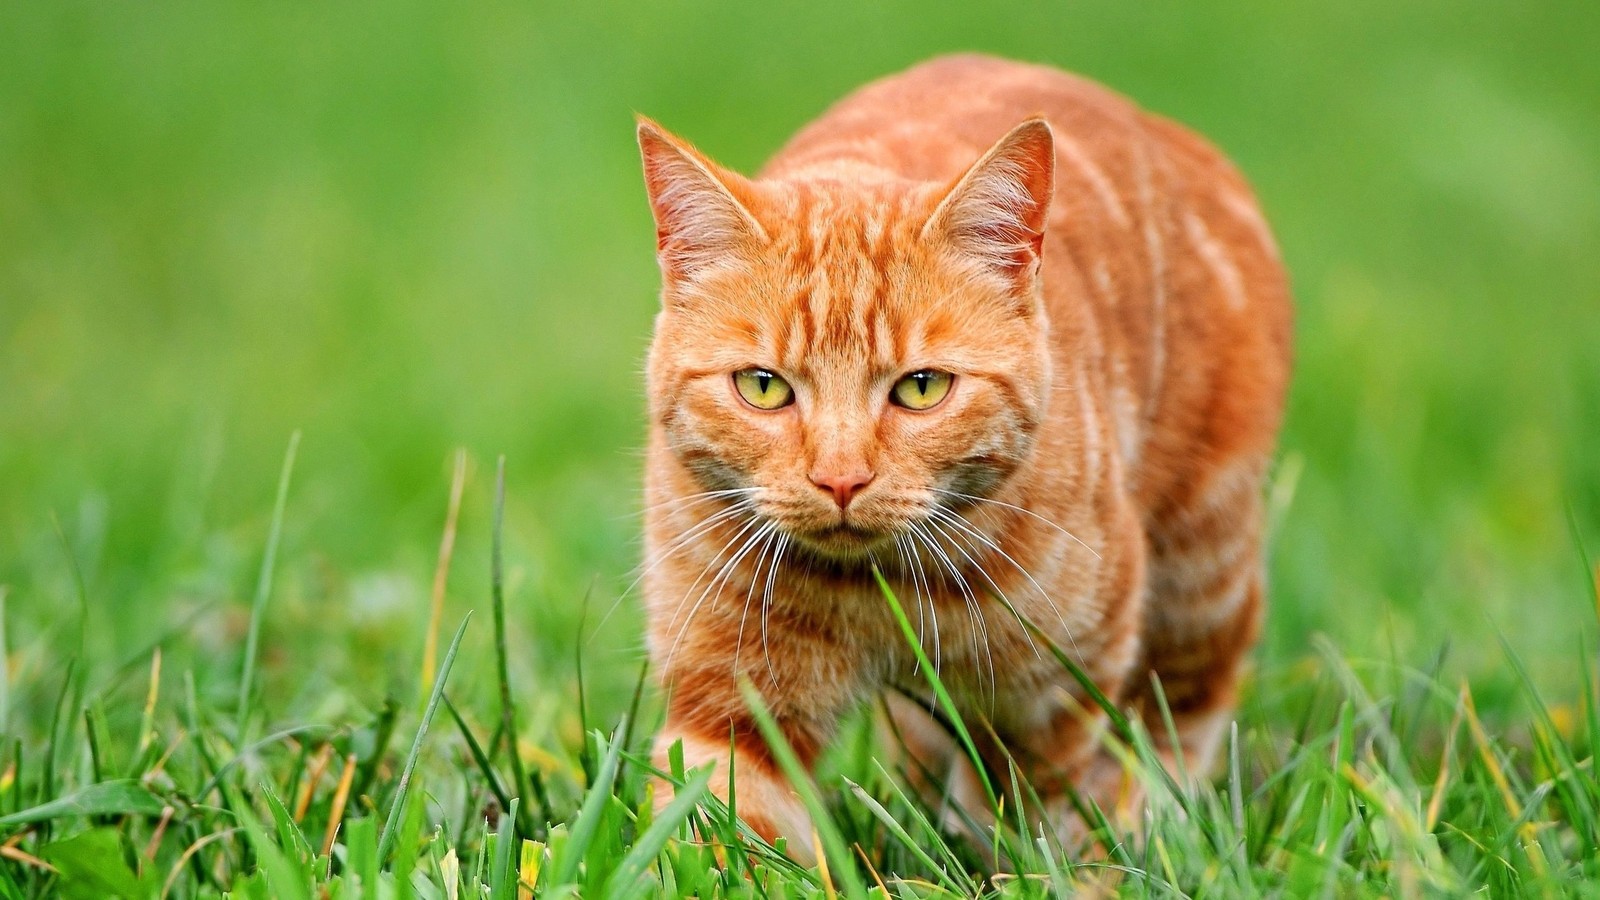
[790,521,888,557]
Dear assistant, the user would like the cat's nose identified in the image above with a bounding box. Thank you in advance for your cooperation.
[809,470,875,509]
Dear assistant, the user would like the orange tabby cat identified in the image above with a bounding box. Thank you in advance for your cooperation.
[637,54,1291,858]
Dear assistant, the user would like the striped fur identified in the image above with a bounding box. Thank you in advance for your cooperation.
[637,54,1292,859]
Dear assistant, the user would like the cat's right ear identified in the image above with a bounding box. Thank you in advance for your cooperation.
[637,116,767,283]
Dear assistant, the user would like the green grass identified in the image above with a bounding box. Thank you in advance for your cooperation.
[1,0,1598,895]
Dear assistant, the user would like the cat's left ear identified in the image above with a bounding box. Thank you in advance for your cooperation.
[924,118,1055,291]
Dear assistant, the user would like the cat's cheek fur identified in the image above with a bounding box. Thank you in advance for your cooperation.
[908,387,1037,493]
[661,378,791,489]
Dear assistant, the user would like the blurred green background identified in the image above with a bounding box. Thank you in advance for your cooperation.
[1,1,1597,730]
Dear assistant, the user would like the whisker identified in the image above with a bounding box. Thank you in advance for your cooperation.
[660,514,763,669]
[759,533,787,687]
[931,505,1087,665]
[629,486,764,520]
[733,525,780,677]
[916,519,995,705]
[925,507,1044,661]
[904,525,945,679]
[931,488,1101,560]
[664,519,778,677]
[891,534,926,674]
[913,535,940,673]
[589,499,754,640]
[630,501,752,592]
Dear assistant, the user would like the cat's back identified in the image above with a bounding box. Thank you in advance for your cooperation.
[765,53,1148,183]
[765,52,1292,512]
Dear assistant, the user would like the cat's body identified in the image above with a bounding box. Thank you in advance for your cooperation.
[639,54,1291,856]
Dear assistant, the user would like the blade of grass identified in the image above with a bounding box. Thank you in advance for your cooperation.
[489,797,520,900]
[41,659,77,809]
[50,512,90,661]
[1582,634,1600,816]
[0,587,8,733]
[83,705,105,785]
[0,779,166,827]
[547,721,626,887]
[600,766,712,899]
[320,752,357,859]
[352,699,400,803]
[181,671,226,811]
[738,680,867,897]
[138,648,162,757]
[443,695,512,815]
[238,430,301,734]
[845,774,972,894]
[392,775,427,900]
[227,782,312,895]
[377,611,473,862]
[346,815,380,893]
[292,743,333,823]
[576,580,596,786]
[489,456,536,837]
[261,783,314,868]
[618,659,650,801]
[869,565,996,807]
[195,725,335,801]
[1459,680,1547,879]
[1493,631,1597,847]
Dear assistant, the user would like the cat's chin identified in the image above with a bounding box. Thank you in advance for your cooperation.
[789,523,893,561]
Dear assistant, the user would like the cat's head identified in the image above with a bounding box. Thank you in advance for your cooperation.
[640,117,1055,561]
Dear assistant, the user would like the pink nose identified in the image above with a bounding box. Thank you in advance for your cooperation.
[809,470,874,509]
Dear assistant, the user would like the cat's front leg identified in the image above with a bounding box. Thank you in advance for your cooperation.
[650,623,863,864]
[652,709,818,863]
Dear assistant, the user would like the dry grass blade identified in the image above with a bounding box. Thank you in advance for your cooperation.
[320,752,358,858]
[422,448,470,692]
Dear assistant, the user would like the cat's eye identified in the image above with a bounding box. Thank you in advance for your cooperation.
[890,370,954,411]
[733,368,794,410]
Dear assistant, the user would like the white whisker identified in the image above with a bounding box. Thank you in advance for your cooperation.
[931,488,1101,559]
[891,534,926,674]
[921,506,1043,666]
[733,525,781,677]
[759,533,788,687]
[930,505,1087,665]
[916,519,995,705]
[661,515,769,676]
[925,507,1044,661]
[590,498,755,640]
[903,531,939,674]
[904,525,947,680]
[630,486,764,520]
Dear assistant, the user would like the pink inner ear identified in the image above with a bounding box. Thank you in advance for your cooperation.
[637,121,765,281]
[931,119,1056,285]
[999,121,1055,241]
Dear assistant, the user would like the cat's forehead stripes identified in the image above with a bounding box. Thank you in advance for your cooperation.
[759,181,929,379]
[766,179,916,272]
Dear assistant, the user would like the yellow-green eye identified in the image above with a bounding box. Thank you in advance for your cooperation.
[891,370,954,410]
[733,368,794,410]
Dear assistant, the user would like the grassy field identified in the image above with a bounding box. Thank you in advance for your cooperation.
[2,0,1598,895]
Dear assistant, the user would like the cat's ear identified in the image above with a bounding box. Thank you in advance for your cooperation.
[637,116,767,282]
[924,118,1055,290]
